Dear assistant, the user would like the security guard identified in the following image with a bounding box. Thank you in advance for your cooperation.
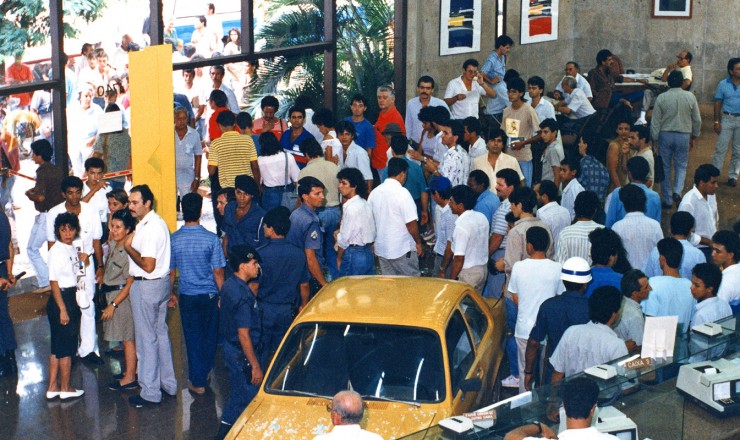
[258,206,310,359]
[216,245,265,440]
[286,176,327,295]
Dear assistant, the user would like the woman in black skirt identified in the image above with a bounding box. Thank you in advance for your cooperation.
[46,212,84,400]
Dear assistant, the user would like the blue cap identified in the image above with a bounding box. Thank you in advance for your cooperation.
[427,176,452,193]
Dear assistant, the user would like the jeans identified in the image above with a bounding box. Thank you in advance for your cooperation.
[518,160,533,188]
[711,114,740,180]
[317,206,341,281]
[658,131,690,205]
[0,262,16,352]
[27,213,49,288]
[339,245,375,277]
[262,186,289,212]
[179,294,218,387]
[221,342,259,425]
[505,296,519,377]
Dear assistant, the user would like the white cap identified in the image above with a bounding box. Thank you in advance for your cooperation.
[561,257,592,283]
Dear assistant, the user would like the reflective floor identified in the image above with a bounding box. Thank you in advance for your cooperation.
[0,310,230,440]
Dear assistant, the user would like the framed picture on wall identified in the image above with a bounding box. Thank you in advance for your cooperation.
[439,0,482,56]
[520,0,559,45]
[652,0,692,18]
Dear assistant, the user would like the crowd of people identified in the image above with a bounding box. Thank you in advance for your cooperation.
[1,20,740,440]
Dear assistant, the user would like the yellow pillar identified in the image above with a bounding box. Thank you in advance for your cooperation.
[128,45,176,232]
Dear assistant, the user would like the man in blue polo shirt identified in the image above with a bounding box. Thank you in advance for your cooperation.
[344,94,376,152]
[585,228,623,298]
[605,156,661,227]
[468,169,500,230]
[222,175,266,255]
[711,57,740,187]
[257,207,310,358]
[169,193,226,395]
[287,176,327,296]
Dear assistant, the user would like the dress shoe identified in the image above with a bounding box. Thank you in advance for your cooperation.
[45,391,60,400]
[59,389,85,400]
[729,178,737,187]
[672,193,682,205]
[129,394,160,408]
[109,380,139,391]
[161,388,177,398]
[82,353,105,366]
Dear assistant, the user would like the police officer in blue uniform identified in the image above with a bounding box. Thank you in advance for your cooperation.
[222,175,266,254]
[215,245,265,440]
[258,207,310,359]
[286,176,327,296]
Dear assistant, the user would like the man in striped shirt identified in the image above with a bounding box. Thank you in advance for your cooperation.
[555,191,602,264]
[207,111,260,189]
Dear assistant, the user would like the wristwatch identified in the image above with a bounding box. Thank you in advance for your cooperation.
[111,301,118,309]
[532,420,543,435]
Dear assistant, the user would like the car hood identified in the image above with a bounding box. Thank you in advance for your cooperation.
[227,394,442,440]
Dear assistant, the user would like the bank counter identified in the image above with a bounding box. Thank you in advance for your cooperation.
[400,315,740,440]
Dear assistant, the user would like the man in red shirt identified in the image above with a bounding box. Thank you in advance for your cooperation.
[5,55,34,109]
[373,86,406,184]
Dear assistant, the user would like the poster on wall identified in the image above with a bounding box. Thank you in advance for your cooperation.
[439,0,482,56]
[520,0,559,45]
[652,0,692,18]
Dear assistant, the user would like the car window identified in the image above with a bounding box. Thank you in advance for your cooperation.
[265,323,446,403]
[445,310,475,392]
[459,296,488,347]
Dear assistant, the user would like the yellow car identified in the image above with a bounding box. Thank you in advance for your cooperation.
[226,276,506,439]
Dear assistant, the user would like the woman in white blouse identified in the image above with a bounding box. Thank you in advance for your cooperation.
[46,212,85,401]
[257,132,299,211]
[312,108,343,166]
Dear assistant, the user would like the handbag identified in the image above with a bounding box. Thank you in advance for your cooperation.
[76,278,90,309]
[280,152,299,212]
[653,151,665,184]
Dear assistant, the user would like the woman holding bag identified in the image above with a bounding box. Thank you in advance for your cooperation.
[257,132,299,211]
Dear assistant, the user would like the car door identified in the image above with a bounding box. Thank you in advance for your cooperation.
[445,308,476,415]
[458,295,496,407]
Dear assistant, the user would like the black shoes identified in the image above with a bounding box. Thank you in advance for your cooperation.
[0,350,17,377]
[128,395,160,408]
[214,422,232,440]
[81,353,105,366]
[729,178,737,187]
[109,380,139,391]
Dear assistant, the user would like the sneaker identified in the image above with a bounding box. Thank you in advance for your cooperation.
[128,394,160,408]
[501,375,520,388]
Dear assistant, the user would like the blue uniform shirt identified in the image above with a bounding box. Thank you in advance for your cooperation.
[344,117,376,150]
[286,204,324,264]
[223,201,266,251]
[529,290,590,358]
[219,275,261,345]
[605,183,661,228]
[474,189,501,231]
[381,157,426,200]
[170,225,226,295]
[257,238,310,305]
[716,76,740,114]
[585,267,623,298]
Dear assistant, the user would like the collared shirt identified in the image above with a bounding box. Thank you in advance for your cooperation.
[170,225,225,295]
[580,155,610,202]
[129,210,171,279]
[490,198,511,250]
[47,242,80,288]
[452,210,489,268]
[372,107,405,169]
[643,239,706,280]
[444,76,487,120]
[82,184,109,224]
[257,238,310,305]
[474,190,501,231]
[718,263,740,304]
[32,162,64,212]
[280,128,315,167]
[678,186,718,243]
[468,137,487,159]
[536,202,571,244]
[219,275,261,345]
[341,142,373,181]
[223,202,266,251]
[550,321,629,376]
[531,96,557,126]
[175,126,203,185]
[472,153,524,193]
[541,140,564,182]
[337,195,376,249]
[529,291,590,358]
[587,66,623,110]
[258,152,300,187]
[481,51,509,115]
[381,157,426,200]
[434,204,457,256]
[509,258,564,339]
[313,424,383,440]
[218,83,240,114]
[612,212,664,270]
[564,88,596,119]
[555,73,594,98]
[287,204,323,257]
[692,297,732,328]
[405,96,448,144]
[642,276,695,333]
[368,178,418,259]
[343,117,376,150]
[560,178,585,221]
[605,183,662,228]
[715,76,740,114]
[504,217,554,273]
[650,87,702,138]
[208,131,258,188]
[585,266,623,298]
[46,202,102,258]
[299,158,341,207]
[615,297,645,345]
[439,144,470,186]
[555,220,602,264]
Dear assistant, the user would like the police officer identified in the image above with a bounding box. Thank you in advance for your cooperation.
[258,207,310,359]
[215,245,265,440]
[286,176,327,295]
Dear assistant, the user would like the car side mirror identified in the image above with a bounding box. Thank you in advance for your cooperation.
[458,377,482,398]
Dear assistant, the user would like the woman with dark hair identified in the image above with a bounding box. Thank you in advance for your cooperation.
[46,212,84,400]
[223,28,245,104]
[253,95,287,139]
[257,132,299,210]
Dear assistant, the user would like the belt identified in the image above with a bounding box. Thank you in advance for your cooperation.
[132,276,164,281]
[723,111,740,117]
[348,243,372,248]
[101,283,126,293]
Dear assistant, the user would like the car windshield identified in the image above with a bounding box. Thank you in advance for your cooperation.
[265,323,446,403]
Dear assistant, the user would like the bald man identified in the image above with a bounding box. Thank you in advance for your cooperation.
[314,390,384,440]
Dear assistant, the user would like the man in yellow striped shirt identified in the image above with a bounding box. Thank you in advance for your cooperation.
[208,111,260,189]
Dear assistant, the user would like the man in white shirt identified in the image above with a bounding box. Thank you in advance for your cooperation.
[406,75,448,146]
[471,127,524,190]
[711,230,740,311]
[462,117,487,159]
[642,238,695,333]
[555,191,602,264]
[174,107,203,197]
[615,269,651,353]
[447,185,489,293]
[314,391,383,440]
[559,157,585,221]
[124,185,178,407]
[643,211,706,280]
[612,184,664,270]
[534,180,570,244]
[210,65,240,114]
[336,168,376,276]
[46,176,104,365]
[554,76,596,134]
[690,263,732,328]
[678,164,720,262]
[553,61,594,101]
[508,226,564,392]
[443,59,496,120]
[368,158,423,276]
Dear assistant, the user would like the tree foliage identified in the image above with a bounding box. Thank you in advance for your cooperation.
[0,0,106,60]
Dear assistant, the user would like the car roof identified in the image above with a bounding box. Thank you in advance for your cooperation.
[295,276,474,331]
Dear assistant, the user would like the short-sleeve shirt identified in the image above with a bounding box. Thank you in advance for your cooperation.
[678,186,718,243]
[473,190,501,231]
[444,76,486,120]
[717,264,740,304]
[452,210,489,268]
[47,202,103,258]
[490,199,511,250]
[579,155,610,202]
[509,258,564,339]
[219,275,261,345]
[614,297,645,345]
[501,103,540,162]
[692,297,732,328]
[299,158,341,207]
[286,204,323,256]
[605,183,662,228]
[536,202,571,244]
[208,131,258,188]
[223,201,267,251]
[433,204,457,256]
[341,142,373,181]
[541,141,565,182]
[642,239,705,280]
[381,158,426,201]
[170,225,225,295]
[256,238,310,305]
[529,291,590,358]
[48,242,80,289]
[175,127,203,185]
[129,210,171,279]
[550,322,628,376]
[642,276,695,333]
[715,76,740,114]
[565,88,596,119]
[344,117,376,150]
[368,178,418,259]
[103,242,129,286]
[438,145,471,186]
[585,267,623,298]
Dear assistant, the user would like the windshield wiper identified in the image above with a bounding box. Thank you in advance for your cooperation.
[361,395,421,407]
[271,389,331,399]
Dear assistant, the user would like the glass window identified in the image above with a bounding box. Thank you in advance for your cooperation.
[460,296,488,347]
[266,323,446,403]
[446,311,475,392]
